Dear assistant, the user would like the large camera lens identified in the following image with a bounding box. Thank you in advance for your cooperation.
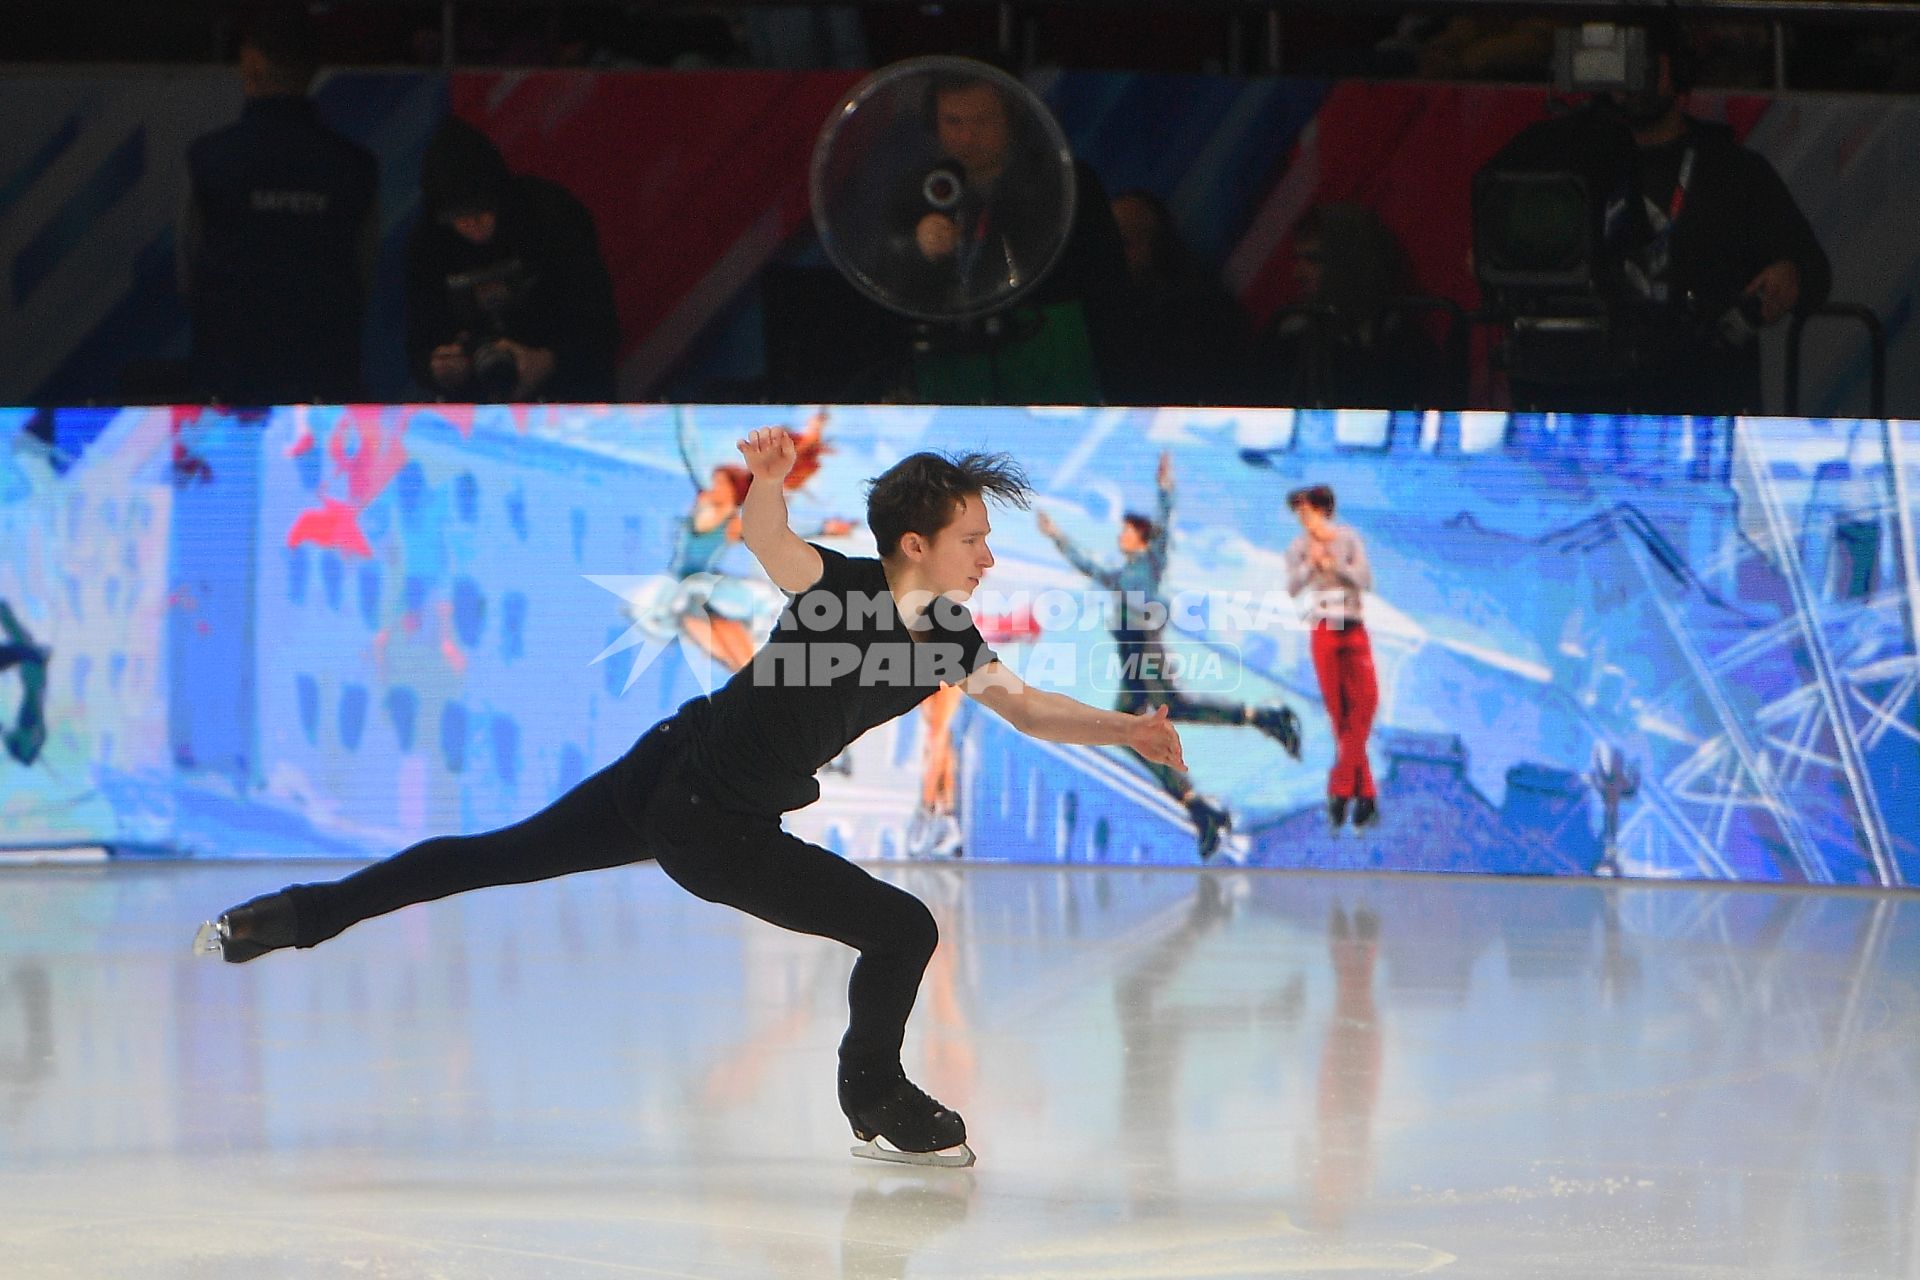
[473,344,519,402]
[1473,170,1593,289]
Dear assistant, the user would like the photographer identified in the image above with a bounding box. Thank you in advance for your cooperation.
[1479,21,1829,415]
[888,67,1128,402]
[405,117,619,403]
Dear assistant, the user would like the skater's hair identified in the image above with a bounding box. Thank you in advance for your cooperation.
[710,464,753,506]
[1121,513,1156,544]
[1287,484,1336,517]
[867,451,1032,558]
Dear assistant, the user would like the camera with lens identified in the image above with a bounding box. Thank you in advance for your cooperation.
[1472,165,1634,385]
[444,257,534,400]
[1471,20,1744,388]
[468,340,520,401]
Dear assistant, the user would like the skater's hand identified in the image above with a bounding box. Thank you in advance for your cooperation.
[1157,450,1173,487]
[1036,511,1059,539]
[737,427,797,483]
[1126,704,1187,772]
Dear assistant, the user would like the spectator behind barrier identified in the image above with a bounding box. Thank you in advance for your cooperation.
[1477,21,1830,415]
[1261,204,1434,409]
[178,13,377,404]
[405,117,620,403]
[892,65,1130,404]
[1105,190,1253,405]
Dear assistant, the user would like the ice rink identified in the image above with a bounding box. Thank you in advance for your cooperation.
[3,860,1917,1278]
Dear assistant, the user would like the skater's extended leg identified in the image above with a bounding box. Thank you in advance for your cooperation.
[1117,668,1230,859]
[207,722,678,961]
[294,759,649,946]
[1311,625,1350,797]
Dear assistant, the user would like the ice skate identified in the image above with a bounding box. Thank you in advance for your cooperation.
[928,813,964,859]
[1352,795,1380,830]
[844,1075,975,1168]
[905,805,936,857]
[1185,795,1232,862]
[1246,704,1303,760]
[191,889,300,963]
[1327,796,1349,833]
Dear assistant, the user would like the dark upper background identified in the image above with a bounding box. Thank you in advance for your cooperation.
[9,0,1920,89]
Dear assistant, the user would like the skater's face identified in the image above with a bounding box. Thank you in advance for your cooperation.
[707,467,741,511]
[1293,503,1332,539]
[1118,523,1148,555]
[912,494,995,601]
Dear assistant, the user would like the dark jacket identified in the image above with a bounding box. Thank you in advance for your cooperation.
[181,95,378,403]
[404,119,619,402]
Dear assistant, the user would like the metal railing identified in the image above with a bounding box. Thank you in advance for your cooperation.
[1785,302,1886,419]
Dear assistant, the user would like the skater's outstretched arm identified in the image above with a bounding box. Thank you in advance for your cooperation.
[675,407,705,490]
[736,428,824,593]
[963,662,1186,769]
[1035,512,1120,590]
[1148,450,1175,584]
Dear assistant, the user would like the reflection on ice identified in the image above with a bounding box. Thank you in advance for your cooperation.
[1,862,1916,1278]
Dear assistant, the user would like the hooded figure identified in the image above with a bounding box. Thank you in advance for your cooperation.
[404,117,620,402]
[1264,204,1434,409]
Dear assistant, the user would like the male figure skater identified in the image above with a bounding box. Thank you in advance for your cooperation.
[1285,484,1378,831]
[198,436,1188,1168]
[1038,450,1301,859]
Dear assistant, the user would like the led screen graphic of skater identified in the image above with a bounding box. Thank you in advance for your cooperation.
[198,441,1193,1169]
[0,602,49,767]
[1286,484,1379,832]
[907,592,1043,859]
[1038,450,1303,859]
[627,408,851,675]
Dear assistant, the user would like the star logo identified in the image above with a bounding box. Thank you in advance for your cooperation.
[583,574,680,694]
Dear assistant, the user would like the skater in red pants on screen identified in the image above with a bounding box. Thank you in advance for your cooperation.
[1286,485,1379,831]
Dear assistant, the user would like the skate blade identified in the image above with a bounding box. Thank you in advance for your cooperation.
[850,1138,976,1168]
[190,919,227,957]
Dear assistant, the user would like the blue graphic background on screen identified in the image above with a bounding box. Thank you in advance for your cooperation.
[3,404,1915,883]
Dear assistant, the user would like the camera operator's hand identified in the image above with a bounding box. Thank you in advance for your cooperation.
[915,213,960,261]
[429,342,472,392]
[1744,259,1801,325]
[488,339,557,399]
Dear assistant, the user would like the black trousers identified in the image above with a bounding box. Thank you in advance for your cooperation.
[285,716,939,1080]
